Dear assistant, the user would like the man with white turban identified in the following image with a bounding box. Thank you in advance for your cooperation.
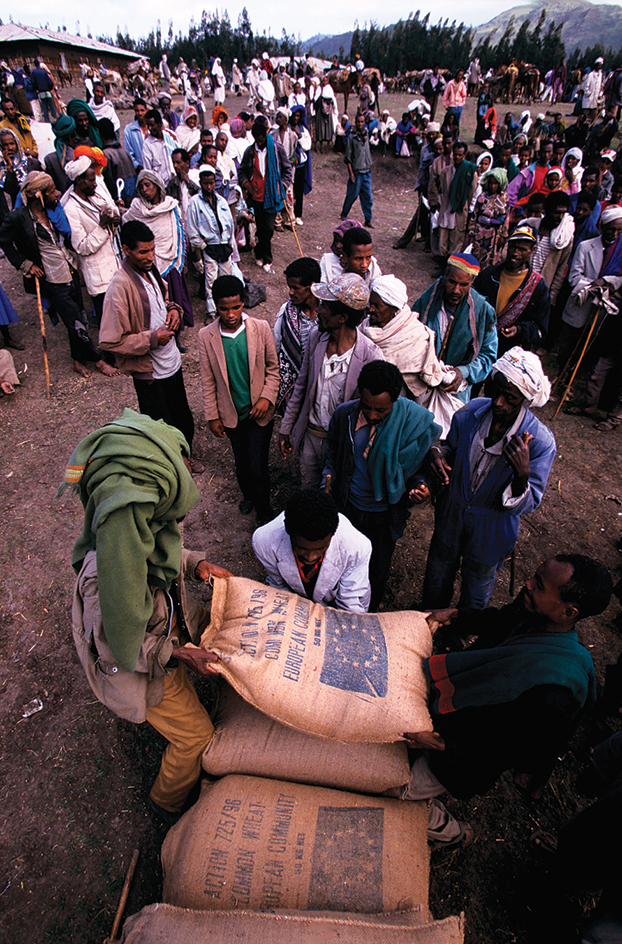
[361,274,445,397]
[62,156,120,326]
[561,204,622,419]
[416,346,556,611]
[559,204,622,368]
[0,170,117,377]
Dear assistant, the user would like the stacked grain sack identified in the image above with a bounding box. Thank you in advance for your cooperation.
[120,577,465,943]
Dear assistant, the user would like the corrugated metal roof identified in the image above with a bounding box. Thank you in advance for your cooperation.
[0,23,142,59]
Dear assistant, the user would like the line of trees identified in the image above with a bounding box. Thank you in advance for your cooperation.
[99,8,300,71]
[347,10,566,76]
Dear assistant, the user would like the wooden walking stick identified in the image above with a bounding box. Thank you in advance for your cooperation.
[34,276,51,400]
[324,473,332,494]
[550,313,595,397]
[282,195,304,257]
[552,306,601,420]
[104,848,140,943]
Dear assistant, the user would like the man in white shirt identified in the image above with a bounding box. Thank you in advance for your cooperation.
[142,109,178,186]
[252,489,372,613]
[186,167,234,320]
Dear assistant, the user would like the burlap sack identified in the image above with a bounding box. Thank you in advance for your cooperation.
[200,577,433,742]
[162,775,430,916]
[202,685,411,793]
[120,904,465,943]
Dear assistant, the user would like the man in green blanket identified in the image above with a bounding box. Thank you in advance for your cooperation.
[324,359,440,609]
[59,409,230,825]
[428,140,477,267]
[401,553,612,848]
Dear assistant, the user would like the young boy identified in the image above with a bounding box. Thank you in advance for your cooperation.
[198,275,280,524]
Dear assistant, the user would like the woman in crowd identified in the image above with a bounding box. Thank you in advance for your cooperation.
[315,76,337,154]
[467,168,509,267]
[66,99,103,149]
[124,169,194,342]
[176,106,201,158]
[289,105,312,226]
[561,147,584,194]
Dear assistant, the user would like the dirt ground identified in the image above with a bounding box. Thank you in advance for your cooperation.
[0,85,621,944]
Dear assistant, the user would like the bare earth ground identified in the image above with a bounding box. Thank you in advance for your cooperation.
[0,87,621,944]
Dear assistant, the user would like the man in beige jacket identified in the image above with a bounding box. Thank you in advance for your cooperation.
[99,219,202,473]
[198,274,280,524]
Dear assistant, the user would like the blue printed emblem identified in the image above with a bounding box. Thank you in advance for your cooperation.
[319,610,388,697]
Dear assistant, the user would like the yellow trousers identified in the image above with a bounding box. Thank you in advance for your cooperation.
[146,664,215,813]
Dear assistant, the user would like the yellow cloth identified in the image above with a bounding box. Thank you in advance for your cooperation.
[0,116,38,157]
[496,269,527,314]
[146,664,215,812]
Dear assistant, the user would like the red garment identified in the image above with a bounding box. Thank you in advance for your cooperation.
[250,147,266,202]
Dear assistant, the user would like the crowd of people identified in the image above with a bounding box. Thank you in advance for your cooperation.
[1,49,622,943]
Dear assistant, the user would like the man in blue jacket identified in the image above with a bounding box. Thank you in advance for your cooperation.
[419,346,556,611]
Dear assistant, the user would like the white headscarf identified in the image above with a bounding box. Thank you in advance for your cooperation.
[601,205,622,224]
[65,155,92,180]
[492,347,551,408]
[370,275,408,309]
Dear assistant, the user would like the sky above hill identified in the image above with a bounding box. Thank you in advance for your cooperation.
[11,0,622,49]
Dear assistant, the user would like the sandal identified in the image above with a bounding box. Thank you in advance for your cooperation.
[530,830,558,857]
[594,418,620,431]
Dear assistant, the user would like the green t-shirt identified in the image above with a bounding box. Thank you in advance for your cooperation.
[222,327,251,420]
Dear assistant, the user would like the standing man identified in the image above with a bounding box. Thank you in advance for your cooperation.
[473,224,551,354]
[99,220,201,471]
[124,99,149,173]
[252,489,372,613]
[340,112,374,228]
[237,119,292,272]
[558,205,622,381]
[62,156,121,326]
[325,360,440,610]
[166,148,200,226]
[420,347,556,611]
[186,166,234,321]
[198,275,280,525]
[411,253,498,403]
[279,273,383,489]
[429,141,477,267]
[63,410,231,825]
[524,192,575,306]
[0,171,117,378]
[361,274,445,399]
[159,54,171,94]
[583,58,605,124]
[142,109,178,187]
[421,66,446,122]
[30,60,57,123]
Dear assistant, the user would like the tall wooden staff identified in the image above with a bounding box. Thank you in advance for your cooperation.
[34,277,51,400]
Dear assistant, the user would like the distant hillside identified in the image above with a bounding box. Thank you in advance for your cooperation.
[473,0,622,53]
[301,31,353,58]
[302,0,622,62]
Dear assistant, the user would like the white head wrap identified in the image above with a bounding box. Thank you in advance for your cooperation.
[492,346,551,408]
[65,156,92,181]
[601,205,622,225]
[370,275,409,310]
